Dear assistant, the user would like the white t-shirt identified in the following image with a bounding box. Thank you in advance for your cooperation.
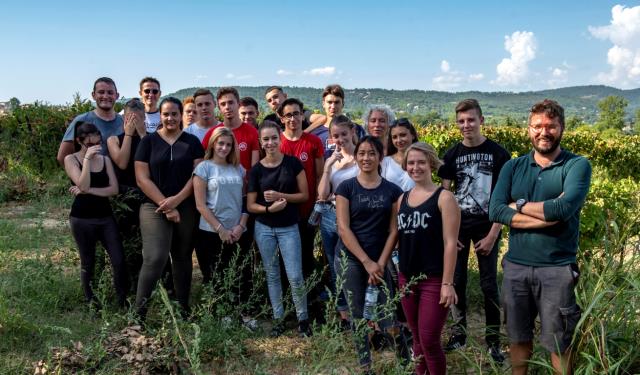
[184,122,217,143]
[145,111,161,133]
[381,156,414,192]
[330,162,359,193]
[193,160,245,232]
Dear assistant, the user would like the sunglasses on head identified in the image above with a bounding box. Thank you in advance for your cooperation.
[143,89,159,95]
[391,118,411,127]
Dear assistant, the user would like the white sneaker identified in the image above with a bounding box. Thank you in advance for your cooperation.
[242,316,259,332]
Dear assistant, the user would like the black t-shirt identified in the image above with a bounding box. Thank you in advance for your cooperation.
[248,154,305,227]
[397,187,445,278]
[438,138,510,230]
[70,156,113,219]
[336,177,403,262]
[263,110,313,130]
[115,133,141,188]
[134,131,204,205]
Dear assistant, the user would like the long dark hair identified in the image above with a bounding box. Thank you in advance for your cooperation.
[73,121,100,152]
[387,118,418,156]
[355,135,384,175]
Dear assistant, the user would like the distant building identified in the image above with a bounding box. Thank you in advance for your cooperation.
[0,102,8,115]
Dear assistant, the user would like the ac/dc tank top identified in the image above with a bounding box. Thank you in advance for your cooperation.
[397,187,444,278]
[70,156,113,218]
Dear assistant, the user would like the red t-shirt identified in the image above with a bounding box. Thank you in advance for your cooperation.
[202,123,259,172]
[280,132,323,218]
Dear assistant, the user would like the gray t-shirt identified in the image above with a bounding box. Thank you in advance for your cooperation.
[193,160,245,232]
[62,111,124,154]
[184,123,214,143]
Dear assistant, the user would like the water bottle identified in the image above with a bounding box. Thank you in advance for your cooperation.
[391,250,400,273]
[308,201,323,226]
[363,284,379,320]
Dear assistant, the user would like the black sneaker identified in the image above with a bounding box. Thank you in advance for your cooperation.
[444,334,466,352]
[298,319,313,337]
[270,321,286,337]
[488,344,505,364]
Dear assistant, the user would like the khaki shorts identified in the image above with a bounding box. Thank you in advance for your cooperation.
[502,258,581,353]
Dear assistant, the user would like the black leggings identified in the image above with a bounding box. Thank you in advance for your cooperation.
[69,215,128,305]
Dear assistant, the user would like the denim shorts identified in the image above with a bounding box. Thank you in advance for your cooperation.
[502,258,581,353]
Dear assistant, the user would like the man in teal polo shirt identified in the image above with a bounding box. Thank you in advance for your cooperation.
[489,99,591,375]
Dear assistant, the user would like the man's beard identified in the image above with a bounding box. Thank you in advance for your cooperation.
[532,133,562,155]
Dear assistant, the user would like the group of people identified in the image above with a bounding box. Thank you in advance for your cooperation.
[56,76,591,375]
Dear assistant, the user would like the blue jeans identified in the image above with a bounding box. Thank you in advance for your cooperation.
[254,221,308,321]
[319,203,348,311]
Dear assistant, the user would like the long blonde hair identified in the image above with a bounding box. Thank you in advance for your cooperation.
[204,127,239,166]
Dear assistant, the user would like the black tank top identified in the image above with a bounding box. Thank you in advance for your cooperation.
[70,156,113,218]
[397,187,444,278]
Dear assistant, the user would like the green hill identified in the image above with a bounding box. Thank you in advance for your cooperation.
[166,85,640,123]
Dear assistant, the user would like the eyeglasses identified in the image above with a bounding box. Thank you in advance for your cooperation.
[282,111,302,119]
[143,89,159,95]
[529,124,560,134]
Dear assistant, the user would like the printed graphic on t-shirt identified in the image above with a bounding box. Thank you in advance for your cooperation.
[397,211,431,234]
[357,193,385,209]
[454,153,494,216]
[207,175,243,190]
[238,142,247,151]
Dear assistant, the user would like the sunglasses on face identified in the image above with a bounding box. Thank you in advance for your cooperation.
[143,89,159,95]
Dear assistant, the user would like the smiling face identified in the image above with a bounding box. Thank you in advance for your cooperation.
[139,81,161,111]
[91,82,118,111]
[259,126,281,155]
[281,103,303,133]
[529,113,563,155]
[405,149,431,184]
[160,101,182,132]
[213,134,234,161]
[356,140,381,174]
[367,110,389,139]
[330,123,355,149]
[239,104,258,125]
[390,125,414,153]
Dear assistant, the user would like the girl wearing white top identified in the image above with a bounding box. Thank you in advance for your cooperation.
[317,118,359,328]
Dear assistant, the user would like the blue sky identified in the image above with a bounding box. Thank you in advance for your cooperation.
[1,0,639,104]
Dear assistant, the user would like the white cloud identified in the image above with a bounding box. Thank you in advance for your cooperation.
[303,66,336,76]
[276,69,293,76]
[589,5,640,86]
[432,61,485,90]
[440,60,450,73]
[547,67,569,87]
[493,31,537,86]
[225,73,253,80]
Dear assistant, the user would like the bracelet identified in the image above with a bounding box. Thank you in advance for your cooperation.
[125,134,133,137]
[84,157,90,160]
[265,205,269,213]
[215,223,222,232]
[239,223,247,232]
[442,282,455,286]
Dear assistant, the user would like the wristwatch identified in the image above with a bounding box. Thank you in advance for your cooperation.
[516,198,527,213]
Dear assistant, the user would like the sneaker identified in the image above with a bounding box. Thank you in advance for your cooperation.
[270,320,286,337]
[242,316,259,332]
[298,319,313,337]
[221,316,233,329]
[444,334,466,352]
[488,344,505,364]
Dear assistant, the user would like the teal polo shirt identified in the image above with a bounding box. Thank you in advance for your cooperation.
[489,149,592,266]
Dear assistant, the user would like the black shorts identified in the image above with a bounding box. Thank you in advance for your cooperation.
[501,258,581,353]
